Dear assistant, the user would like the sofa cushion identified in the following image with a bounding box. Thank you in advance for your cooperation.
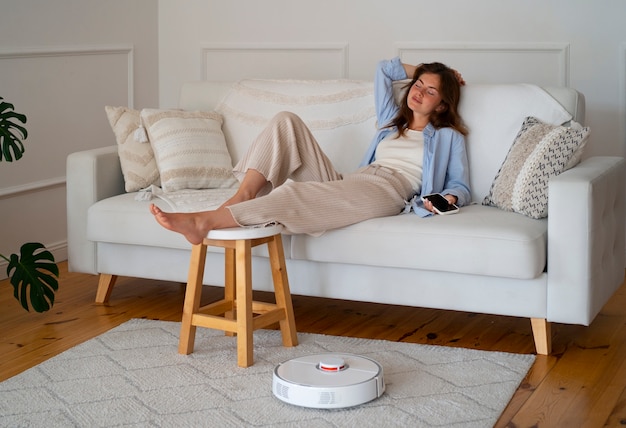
[289,205,547,280]
[87,193,290,258]
[458,84,573,202]
[105,106,160,192]
[141,109,238,192]
[215,79,376,174]
[483,116,590,219]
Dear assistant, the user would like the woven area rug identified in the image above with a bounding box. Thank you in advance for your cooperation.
[0,319,534,427]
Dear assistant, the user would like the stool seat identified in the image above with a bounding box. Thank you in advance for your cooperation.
[206,223,283,240]
[179,224,298,367]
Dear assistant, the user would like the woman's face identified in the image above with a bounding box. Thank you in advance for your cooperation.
[406,72,443,116]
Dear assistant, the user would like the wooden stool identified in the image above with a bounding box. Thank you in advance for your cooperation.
[178,224,298,367]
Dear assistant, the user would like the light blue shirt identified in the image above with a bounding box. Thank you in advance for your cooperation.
[359,57,471,217]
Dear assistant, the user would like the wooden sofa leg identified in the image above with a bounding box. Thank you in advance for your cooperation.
[95,274,118,304]
[531,318,552,355]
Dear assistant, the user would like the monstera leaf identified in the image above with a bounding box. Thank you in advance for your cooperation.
[5,242,59,313]
[0,96,28,162]
[1,97,58,312]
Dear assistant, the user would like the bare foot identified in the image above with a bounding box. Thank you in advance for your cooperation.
[150,204,210,245]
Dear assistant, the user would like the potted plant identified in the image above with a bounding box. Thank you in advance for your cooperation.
[0,96,59,313]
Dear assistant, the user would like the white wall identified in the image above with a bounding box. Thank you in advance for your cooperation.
[1,0,625,279]
[159,0,626,161]
[0,0,158,279]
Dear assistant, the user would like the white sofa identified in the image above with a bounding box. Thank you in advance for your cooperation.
[66,79,626,355]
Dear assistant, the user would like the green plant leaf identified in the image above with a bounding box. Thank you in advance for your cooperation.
[0,97,28,162]
[7,242,59,313]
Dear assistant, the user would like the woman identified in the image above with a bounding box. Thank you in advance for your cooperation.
[150,57,470,245]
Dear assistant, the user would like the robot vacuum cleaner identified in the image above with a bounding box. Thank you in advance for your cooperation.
[272,353,385,409]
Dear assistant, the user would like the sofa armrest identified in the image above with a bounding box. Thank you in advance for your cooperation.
[66,145,124,274]
[547,156,626,324]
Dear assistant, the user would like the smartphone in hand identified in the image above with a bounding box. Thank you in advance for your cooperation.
[421,193,459,215]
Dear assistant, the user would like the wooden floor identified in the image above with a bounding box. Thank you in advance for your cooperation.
[1,262,625,427]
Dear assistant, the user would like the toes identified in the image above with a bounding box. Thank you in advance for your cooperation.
[150,204,161,215]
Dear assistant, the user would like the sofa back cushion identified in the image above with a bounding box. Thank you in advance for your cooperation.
[459,84,573,201]
[214,79,376,175]
[181,80,577,203]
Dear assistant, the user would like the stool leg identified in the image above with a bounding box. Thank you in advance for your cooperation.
[179,243,207,355]
[268,235,298,347]
[224,247,236,337]
[235,239,254,367]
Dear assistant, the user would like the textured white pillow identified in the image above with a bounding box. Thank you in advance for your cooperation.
[105,106,160,192]
[141,109,238,193]
[483,116,590,219]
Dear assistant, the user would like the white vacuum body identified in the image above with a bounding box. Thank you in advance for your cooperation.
[272,353,385,409]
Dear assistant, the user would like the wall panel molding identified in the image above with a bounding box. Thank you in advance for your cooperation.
[395,42,570,86]
[0,45,135,107]
[0,45,134,195]
[0,176,66,199]
[201,44,349,81]
[621,43,626,159]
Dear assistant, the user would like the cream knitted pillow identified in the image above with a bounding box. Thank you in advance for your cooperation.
[483,116,589,219]
[105,106,160,192]
[141,109,238,193]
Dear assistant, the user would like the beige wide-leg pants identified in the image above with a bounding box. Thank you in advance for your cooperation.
[227,111,414,235]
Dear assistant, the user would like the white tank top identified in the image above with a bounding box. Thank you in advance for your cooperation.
[372,129,424,191]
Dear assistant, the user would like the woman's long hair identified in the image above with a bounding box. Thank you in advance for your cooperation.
[388,62,468,137]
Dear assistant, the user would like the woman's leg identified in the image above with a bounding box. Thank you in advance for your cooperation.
[151,165,413,242]
[218,110,341,208]
[151,111,343,243]
[232,111,343,196]
[228,165,414,235]
[219,169,267,208]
